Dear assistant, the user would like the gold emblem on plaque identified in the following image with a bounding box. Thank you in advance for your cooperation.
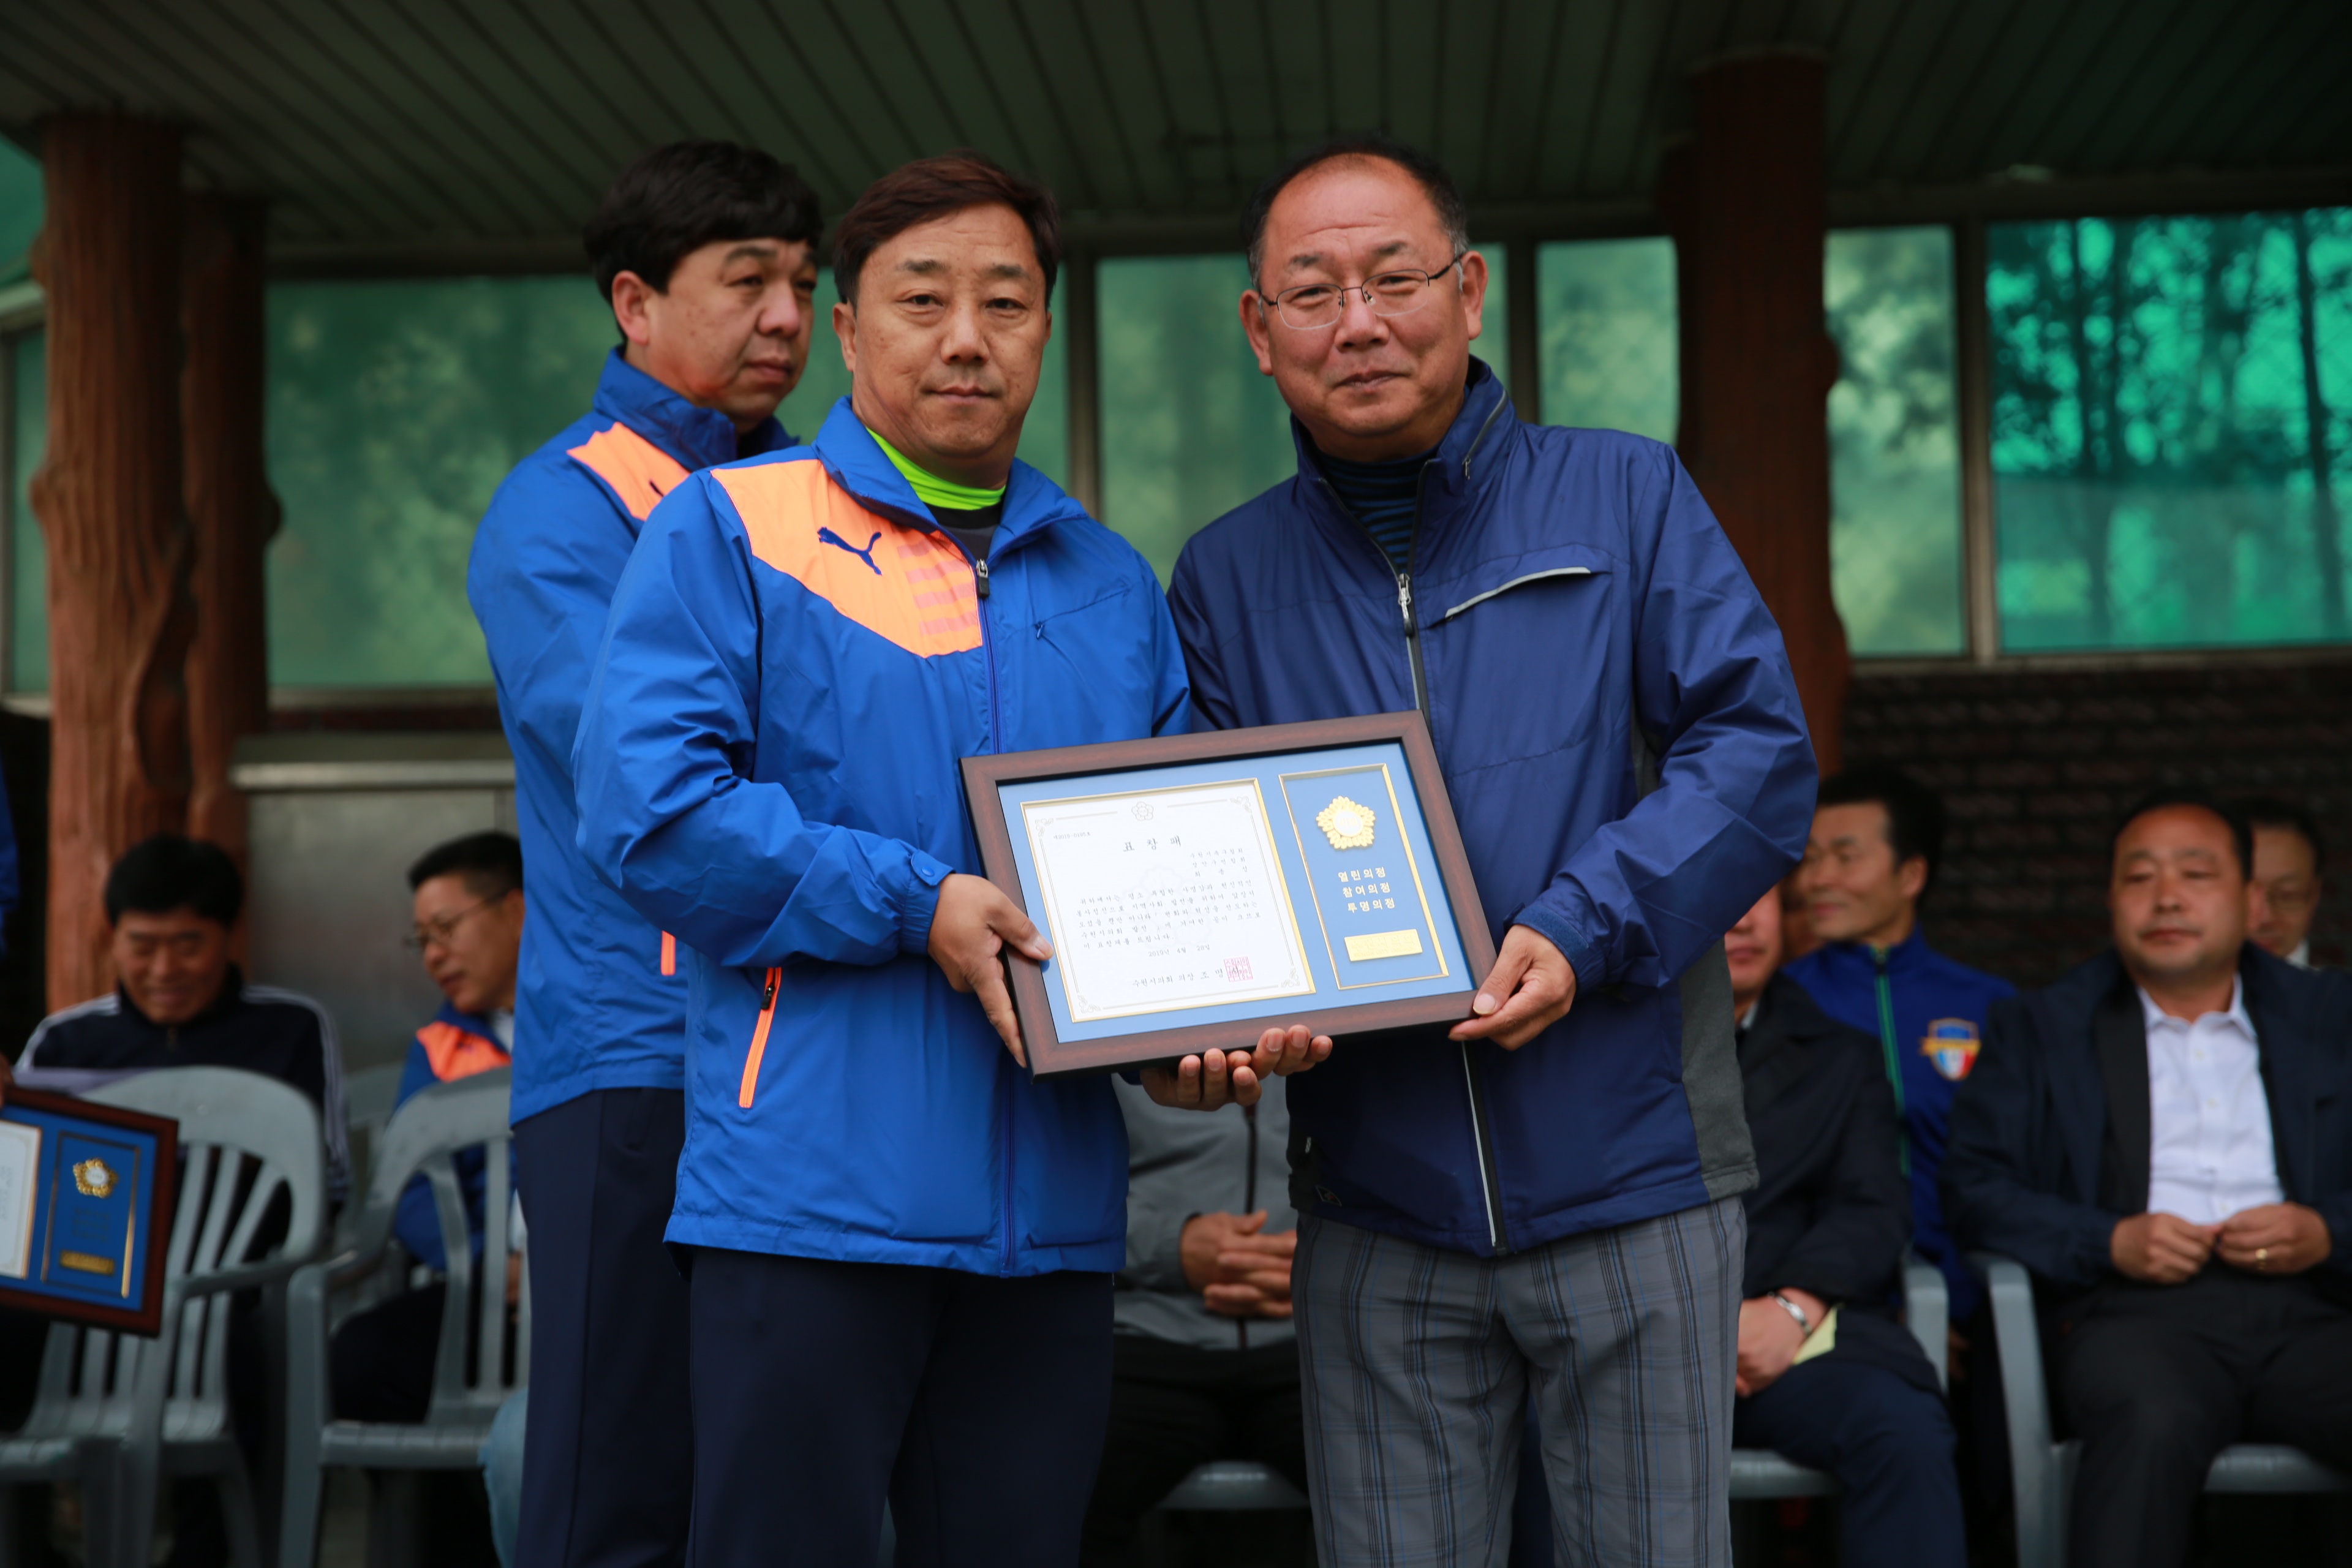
[1316,796,1376,850]
[73,1158,116,1199]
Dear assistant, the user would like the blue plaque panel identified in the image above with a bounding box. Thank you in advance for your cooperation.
[965,713,1497,1077]
[0,1088,178,1335]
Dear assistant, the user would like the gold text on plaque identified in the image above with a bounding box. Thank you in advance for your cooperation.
[73,1158,116,1199]
[1346,929,1425,962]
[1316,796,1376,850]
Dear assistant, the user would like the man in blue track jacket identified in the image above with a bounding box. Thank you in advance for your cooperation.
[575,154,1322,1568]
[1169,137,1817,1564]
[466,141,822,1568]
[1787,765,2015,1326]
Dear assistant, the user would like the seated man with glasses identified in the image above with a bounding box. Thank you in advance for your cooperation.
[331,830,527,1427]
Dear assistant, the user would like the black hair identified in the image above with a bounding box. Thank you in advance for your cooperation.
[2112,789,2256,880]
[1816,765,1948,892]
[407,831,524,900]
[582,140,823,304]
[1240,133,1472,287]
[2237,795,2326,873]
[104,835,244,928]
[832,151,1061,307]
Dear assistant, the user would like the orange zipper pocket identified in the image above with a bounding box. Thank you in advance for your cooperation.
[660,931,678,976]
[737,967,782,1109]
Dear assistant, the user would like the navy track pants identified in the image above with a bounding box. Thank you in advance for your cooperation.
[684,1246,1114,1568]
[513,1087,693,1568]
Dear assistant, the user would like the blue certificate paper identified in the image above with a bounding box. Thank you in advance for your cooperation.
[966,715,1496,1077]
[0,1088,178,1336]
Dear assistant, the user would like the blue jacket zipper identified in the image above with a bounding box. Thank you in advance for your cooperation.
[1313,459,1510,1256]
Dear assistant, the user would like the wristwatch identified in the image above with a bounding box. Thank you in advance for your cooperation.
[1768,1291,1813,1335]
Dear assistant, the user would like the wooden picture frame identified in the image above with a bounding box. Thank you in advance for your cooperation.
[0,1086,181,1337]
[961,711,1497,1079]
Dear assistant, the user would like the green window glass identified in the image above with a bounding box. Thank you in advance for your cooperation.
[0,137,38,287]
[1828,227,1965,657]
[266,278,614,687]
[1537,238,1678,440]
[1476,245,1511,398]
[9,328,44,693]
[264,275,1068,689]
[1098,255,1296,586]
[1990,211,2352,652]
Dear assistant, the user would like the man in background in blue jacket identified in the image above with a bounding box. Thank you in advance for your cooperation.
[466,141,821,1568]
[575,154,1322,1568]
[331,831,524,1429]
[1787,765,2014,1328]
[1169,135,1816,1565]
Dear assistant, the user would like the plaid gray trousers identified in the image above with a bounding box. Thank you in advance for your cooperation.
[1293,1197,1746,1567]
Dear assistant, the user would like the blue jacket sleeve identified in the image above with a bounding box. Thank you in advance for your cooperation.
[573,474,956,968]
[390,1041,448,1272]
[1940,998,2121,1291]
[1507,447,1817,990]
[467,463,640,824]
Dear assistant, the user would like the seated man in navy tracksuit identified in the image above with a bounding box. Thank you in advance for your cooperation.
[20,835,349,1194]
[331,832,525,1424]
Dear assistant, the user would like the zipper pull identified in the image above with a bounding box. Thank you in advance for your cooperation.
[975,557,991,599]
[1396,574,1414,631]
[761,970,780,1010]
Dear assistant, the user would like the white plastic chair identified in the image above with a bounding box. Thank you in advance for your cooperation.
[278,1067,522,1568]
[0,1067,328,1568]
[1973,1251,2347,1568]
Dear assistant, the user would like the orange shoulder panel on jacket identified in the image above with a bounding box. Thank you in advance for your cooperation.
[417,1019,512,1083]
[567,424,692,522]
[712,461,982,658]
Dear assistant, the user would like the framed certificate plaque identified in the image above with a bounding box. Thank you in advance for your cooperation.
[0,1087,179,1336]
[962,712,1496,1078]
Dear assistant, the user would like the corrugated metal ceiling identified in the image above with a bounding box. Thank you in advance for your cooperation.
[0,0,2344,254]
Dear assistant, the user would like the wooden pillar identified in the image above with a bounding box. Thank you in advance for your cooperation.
[28,115,197,1008]
[1663,52,1848,772]
[183,195,277,864]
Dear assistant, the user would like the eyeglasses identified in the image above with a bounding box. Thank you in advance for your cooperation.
[404,894,500,953]
[1256,253,1468,331]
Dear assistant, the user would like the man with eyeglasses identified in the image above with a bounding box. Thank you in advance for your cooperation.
[328,832,525,1559]
[1168,135,1816,1564]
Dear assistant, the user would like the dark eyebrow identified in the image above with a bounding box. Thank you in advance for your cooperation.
[1280,238,1419,276]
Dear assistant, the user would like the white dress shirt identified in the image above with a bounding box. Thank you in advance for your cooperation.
[2139,981,2284,1226]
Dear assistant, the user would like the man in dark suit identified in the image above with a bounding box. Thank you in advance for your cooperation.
[1726,886,1967,1567]
[1511,884,1964,1566]
[1944,790,2352,1568]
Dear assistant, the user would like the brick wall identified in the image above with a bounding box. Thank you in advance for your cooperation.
[1844,658,2352,990]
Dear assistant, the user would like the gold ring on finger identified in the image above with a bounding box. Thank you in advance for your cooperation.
[2257,1247,2271,1270]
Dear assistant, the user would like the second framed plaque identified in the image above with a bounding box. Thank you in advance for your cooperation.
[961,712,1496,1078]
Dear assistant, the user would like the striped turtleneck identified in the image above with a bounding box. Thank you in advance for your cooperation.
[1317,445,1436,574]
